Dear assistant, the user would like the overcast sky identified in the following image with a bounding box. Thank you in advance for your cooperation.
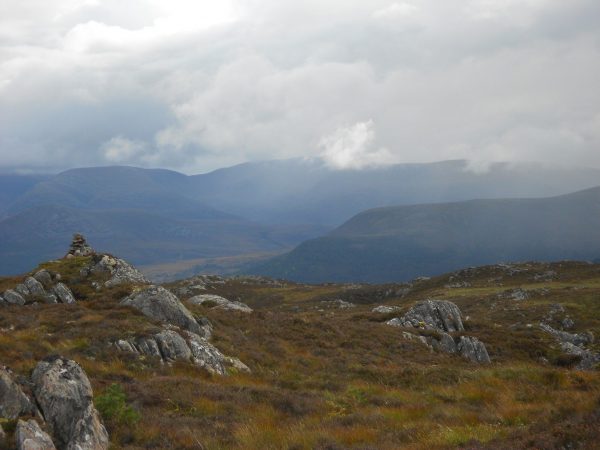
[1,0,599,173]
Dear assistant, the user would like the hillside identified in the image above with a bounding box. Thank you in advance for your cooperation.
[0,205,324,276]
[3,160,600,279]
[250,186,600,283]
[0,241,599,449]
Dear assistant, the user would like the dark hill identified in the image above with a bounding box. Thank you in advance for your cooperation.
[249,186,600,283]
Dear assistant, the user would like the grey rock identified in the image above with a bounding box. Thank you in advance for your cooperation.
[134,337,162,359]
[0,423,5,445]
[322,299,355,309]
[562,317,575,330]
[397,299,464,332]
[15,284,30,297]
[91,255,149,287]
[24,277,45,297]
[222,356,251,374]
[188,294,253,313]
[0,367,37,419]
[457,336,491,363]
[4,289,26,305]
[372,305,401,314]
[31,357,109,450]
[121,286,205,336]
[540,323,593,347]
[114,340,138,353]
[437,332,458,354]
[182,331,226,375]
[16,419,57,450]
[52,283,76,304]
[154,330,192,362]
[33,270,53,288]
[42,294,58,304]
[560,342,600,370]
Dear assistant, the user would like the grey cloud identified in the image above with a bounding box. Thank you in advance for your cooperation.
[1,0,599,173]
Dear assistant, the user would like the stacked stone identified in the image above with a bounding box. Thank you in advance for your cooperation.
[66,233,94,258]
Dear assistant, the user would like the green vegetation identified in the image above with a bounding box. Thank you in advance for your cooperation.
[96,384,141,427]
[1,258,600,448]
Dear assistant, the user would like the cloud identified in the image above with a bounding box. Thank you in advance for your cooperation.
[0,0,600,173]
[319,120,396,170]
[102,136,146,162]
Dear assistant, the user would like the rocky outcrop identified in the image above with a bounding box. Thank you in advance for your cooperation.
[457,336,491,364]
[16,419,56,450]
[372,305,401,314]
[2,289,26,306]
[32,357,109,450]
[52,283,76,304]
[0,367,37,419]
[113,327,249,376]
[66,234,94,258]
[388,300,490,364]
[90,255,149,287]
[121,286,208,337]
[540,322,599,370]
[321,299,355,309]
[1,272,75,307]
[33,270,54,288]
[188,294,253,313]
[392,299,464,332]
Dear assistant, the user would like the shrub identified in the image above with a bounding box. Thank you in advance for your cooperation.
[95,383,140,427]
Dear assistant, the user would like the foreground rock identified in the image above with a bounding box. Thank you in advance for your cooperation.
[32,357,109,450]
[388,300,490,364]
[188,294,253,313]
[87,254,149,287]
[0,367,37,419]
[1,272,75,307]
[372,305,401,314]
[16,419,56,450]
[114,326,250,376]
[540,322,599,370]
[121,286,209,337]
[389,299,464,332]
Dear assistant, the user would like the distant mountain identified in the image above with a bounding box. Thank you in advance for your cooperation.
[0,204,325,276]
[3,160,600,278]
[188,159,600,226]
[248,186,600,283]
[0,173,50,215]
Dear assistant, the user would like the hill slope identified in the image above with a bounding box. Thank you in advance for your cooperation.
[249,186,600,283]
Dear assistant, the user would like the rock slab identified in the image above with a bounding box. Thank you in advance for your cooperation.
[32,357,109,450]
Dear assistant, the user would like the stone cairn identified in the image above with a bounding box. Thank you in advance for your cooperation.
[65,233,95,258]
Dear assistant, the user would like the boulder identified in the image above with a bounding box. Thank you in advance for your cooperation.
[188,294,253,313]
[560,342,600,370]
[52,283,76,304]
[398,300,464,332]
[33,270,54,288]
[457,336,491,363]
[114,328,249,375]
[24,277,46,297]
[121,286,206,336]
[31,357,109,450]
[154,330,192,362]
[0,367,37,419]
[540,323,593,347]
[4,289,26,306]
[15,284,30,297]
[90,255,148,287]
[16,419,56,450]
[134,337,162,360]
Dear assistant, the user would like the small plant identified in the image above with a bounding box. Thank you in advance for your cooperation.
[96,383,140,427]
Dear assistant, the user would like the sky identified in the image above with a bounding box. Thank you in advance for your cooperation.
[1,0,599,173]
